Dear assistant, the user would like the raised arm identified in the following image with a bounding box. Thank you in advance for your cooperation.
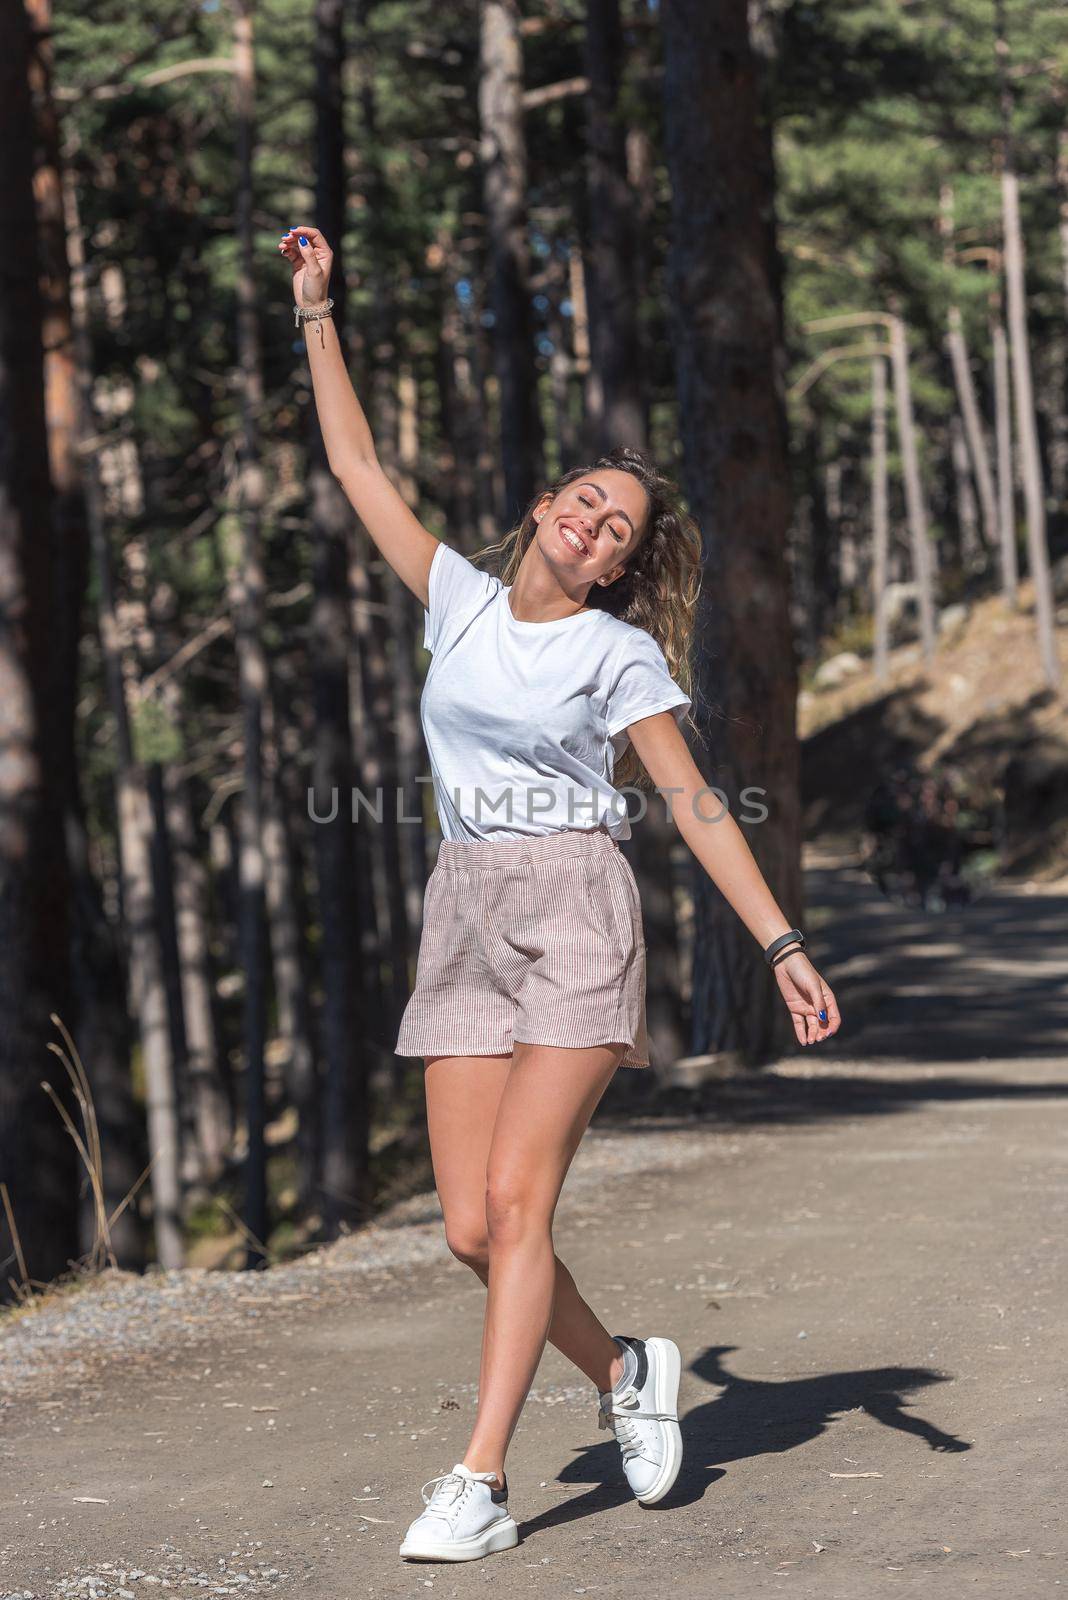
[278,225,438,607]
[626,710,842,1049]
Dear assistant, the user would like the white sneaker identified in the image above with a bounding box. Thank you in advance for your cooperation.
[598,1335,683,1505]
[399,1461,519,1562]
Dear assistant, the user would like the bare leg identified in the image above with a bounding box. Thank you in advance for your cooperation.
[427,1041,624,1486]
[425,1054,625,1400]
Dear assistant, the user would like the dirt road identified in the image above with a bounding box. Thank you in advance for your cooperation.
[2,861,1066,1598]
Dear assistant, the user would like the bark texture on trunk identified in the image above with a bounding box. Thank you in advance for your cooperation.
[888,314,938,660]
[0,0,79,1291]
[479,0,545,523]
[871,357,890,685]
[164,762,229,1183]
[661,0,801,1064]
[62,114,183,1272]
[996,0,1059,688]
[992,318,1018,604]
[309,0,368,1233]
[1001,169,1060,689]
[946,309,999,558]
[583,0,646,453]
[25,0,144,1270]
[949,414,980,568]
[232,0,271,1265]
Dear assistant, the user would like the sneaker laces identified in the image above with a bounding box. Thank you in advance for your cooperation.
[598,1385,675,1461]
[419,1468,498,1515]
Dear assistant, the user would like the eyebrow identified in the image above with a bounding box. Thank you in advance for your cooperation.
[580,481,635,537]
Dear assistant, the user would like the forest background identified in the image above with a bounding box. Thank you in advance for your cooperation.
[2,0,1066,1294]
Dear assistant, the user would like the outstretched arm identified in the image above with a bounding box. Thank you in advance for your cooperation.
[625,710,842,1047]
[278,225,439,607]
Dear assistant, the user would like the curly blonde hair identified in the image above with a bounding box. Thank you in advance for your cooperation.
[473,445,704,792]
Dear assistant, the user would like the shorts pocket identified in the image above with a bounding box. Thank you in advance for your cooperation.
[589,853,634,969]
[414,866,454,981]
[608,848,645,952]
[421,865,445,928]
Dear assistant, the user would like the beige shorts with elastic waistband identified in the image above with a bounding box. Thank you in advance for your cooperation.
[394,823,650,1068]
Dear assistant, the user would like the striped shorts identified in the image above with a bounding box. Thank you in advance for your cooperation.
[394,823,650,1068]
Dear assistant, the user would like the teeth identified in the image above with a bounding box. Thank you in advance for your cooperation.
[561,524,587,554]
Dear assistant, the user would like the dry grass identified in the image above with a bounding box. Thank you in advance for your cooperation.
[2,1015,157,1319]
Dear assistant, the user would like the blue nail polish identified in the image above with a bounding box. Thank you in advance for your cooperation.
[818,1009,827,1023]
[298,235,308,246]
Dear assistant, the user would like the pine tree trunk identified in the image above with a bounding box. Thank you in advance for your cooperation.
[1051,128,1068,503]
[888,314,938,658]
[871,357,891,684]
[1001,168,1060,690]
[232,0,271,1264]
[310,0,368,1227]
[26,0,146,1270]
[262,691,318,1207]
[60,85,183,1272]
[436,263,481,546]
[545,246,579,469]
[569,242,592,416]
[625,117,656,451]
[164,762,230,1183]
[393,364,429,992]
[807,421,838,651]
[992,317,1019,604]
[347,524,394,1032]
[479,0,544,522]
[67,806,146,1267]
[661,0,801,1065]
[0,0,80,1291]
[996,0,1060,688]
[146,761,199,1193]
[583,0,646,452]
[355,359,404,1036]
[946,309,999,558]
[949,415,981,569]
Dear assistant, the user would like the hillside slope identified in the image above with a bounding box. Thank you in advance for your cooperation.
[799,578,1068,884]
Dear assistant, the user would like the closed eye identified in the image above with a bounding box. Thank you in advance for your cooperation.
[579,494,626,542]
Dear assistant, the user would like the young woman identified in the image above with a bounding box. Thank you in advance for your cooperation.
[279,225,841,1564]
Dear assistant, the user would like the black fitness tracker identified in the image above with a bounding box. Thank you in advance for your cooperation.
[764,928,806,967]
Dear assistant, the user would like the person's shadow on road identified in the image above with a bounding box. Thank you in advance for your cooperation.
[521,1342,970,1538]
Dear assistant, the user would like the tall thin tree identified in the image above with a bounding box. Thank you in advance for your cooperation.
[28,0,146,1265]
[995,0,1060,690]
[888,313,938,660]
[231,0,271,1264]
[312,0,369,1234]
[479,0,545,523]
[62,141,184,1271]
[583,0,646,452]
[871,356,891,684]
[0,0,79,1291]
[940,187,999,562]
[661,0,801,1063]
[992,314,1018,604]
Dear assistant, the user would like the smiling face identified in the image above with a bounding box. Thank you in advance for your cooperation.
[532,468,650,593]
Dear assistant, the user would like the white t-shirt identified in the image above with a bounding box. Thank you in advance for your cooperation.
[419,540,691,842]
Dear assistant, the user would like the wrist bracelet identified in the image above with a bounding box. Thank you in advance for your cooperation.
[771,945,805,969]
[764,928,805,966]
[294,297,335,329]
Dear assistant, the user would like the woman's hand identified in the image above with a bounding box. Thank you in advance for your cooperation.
[277,224,333,307]
[773,949,841,1047]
